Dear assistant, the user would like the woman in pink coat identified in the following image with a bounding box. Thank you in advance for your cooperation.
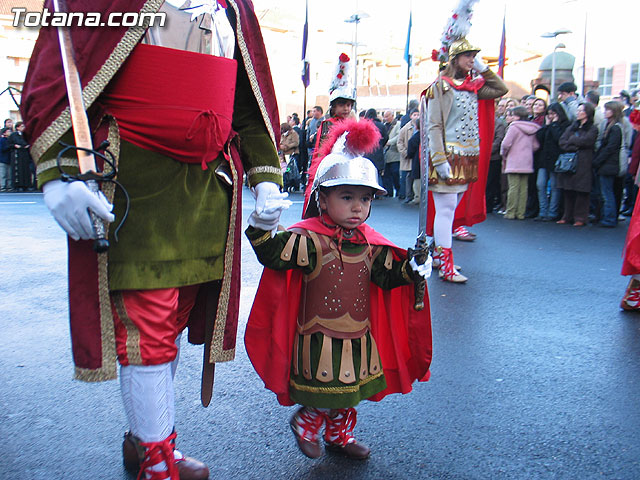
[500,106,541,219]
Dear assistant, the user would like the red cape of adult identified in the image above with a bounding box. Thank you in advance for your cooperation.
[622,189,640,275]
[20,0,281,382]
[422,78,495,235]
[244,216,433,406]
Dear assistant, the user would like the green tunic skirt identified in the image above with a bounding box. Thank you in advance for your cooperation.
[289,331,386,409]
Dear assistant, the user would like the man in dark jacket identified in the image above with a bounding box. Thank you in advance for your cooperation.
[400,99,419,128]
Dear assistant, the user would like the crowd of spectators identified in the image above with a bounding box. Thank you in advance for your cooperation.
[275,82,640,230]
[0,118,37,192]
[487,84,640,228]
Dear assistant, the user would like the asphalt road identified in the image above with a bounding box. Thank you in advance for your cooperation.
[1,189,639,480]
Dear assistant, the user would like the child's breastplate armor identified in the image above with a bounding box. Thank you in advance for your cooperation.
[298,233,381,339]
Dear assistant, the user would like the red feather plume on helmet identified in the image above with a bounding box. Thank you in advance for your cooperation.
[316,118,382,160]
[630,109,640,127]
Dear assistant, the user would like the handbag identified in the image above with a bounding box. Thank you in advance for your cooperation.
[554,152,578,174]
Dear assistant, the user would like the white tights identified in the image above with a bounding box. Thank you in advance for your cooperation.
[432,192,463,248]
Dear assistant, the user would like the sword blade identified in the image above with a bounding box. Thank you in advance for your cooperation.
[412,94,434,311]
[52,0,108,252]
[53,0,97,174]
[418,95,429,238]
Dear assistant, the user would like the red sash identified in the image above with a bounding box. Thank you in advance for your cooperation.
[100,44,237,170]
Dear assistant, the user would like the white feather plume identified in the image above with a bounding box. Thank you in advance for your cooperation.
[435,0,480,63]
[330,132,351,157]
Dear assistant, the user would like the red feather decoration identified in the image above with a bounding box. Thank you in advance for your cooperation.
[316,118,382,160]
[630,109,640,126]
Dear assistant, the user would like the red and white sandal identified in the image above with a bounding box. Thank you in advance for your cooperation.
[453,226,476,242]
[621,278,640,311]
[290,407,325,459]
[438,247,467,283]
[324,408,370,459]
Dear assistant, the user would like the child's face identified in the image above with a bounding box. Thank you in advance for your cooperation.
[318,185,373,230]
[333,100,353,119]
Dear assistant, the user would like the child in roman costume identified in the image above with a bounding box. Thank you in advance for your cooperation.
[245,119,433,460]
[423,0,508,283]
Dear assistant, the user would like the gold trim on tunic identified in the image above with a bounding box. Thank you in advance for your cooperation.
[247,166,282,177]
[31,0,164,173]
[228,0,277,148]
[289,370,384,394]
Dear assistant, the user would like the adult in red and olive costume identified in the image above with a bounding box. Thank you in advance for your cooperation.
[21,1,284,478]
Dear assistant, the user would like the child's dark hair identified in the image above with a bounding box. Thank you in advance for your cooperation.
[318,185,375,195]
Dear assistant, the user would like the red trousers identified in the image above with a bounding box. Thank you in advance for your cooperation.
[111,286,200,366]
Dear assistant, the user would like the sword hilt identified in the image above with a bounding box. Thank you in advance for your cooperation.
[57,142,114,253]
[86,179,109,253]
[410,234,434,311]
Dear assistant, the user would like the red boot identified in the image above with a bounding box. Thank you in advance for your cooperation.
[290,407,325,458]
[324,408,370,459]
[438,247,467,283]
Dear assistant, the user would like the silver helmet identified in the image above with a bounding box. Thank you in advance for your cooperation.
[304,140,386,218]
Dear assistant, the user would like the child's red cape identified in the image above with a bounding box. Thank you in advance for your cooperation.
[244,217,433,406]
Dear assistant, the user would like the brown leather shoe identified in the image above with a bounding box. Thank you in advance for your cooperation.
[123,432,144,472]
[174,457,210,480]
[122,432,210,479]
[326,440,371,460]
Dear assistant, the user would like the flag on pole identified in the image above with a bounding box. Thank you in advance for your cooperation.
[301,0,310,88]
[404,9,412,66]
[497,12,506,78]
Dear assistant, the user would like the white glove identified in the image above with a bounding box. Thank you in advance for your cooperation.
[410,255,432,280]
[252,182,289,214]
[249,181,292,233]
[43,179,115,241]
[473,56,489,73]
[435,162,452,179]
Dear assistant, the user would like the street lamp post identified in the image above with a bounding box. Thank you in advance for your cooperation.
[344,11,369,101]
[541,28,572,101]
[550,43,566,102]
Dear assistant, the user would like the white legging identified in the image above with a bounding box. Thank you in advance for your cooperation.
[432,192,464,249]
